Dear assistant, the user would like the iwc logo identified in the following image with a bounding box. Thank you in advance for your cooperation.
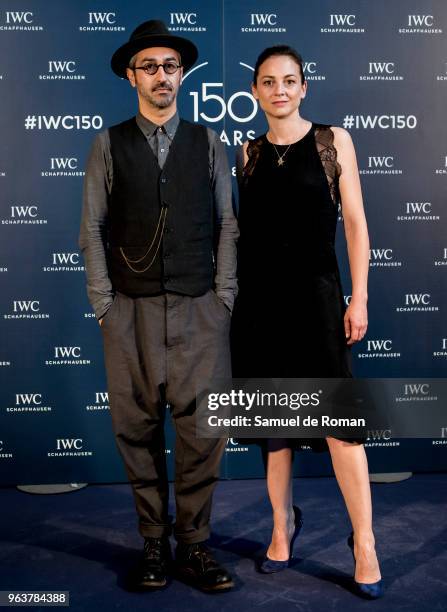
[434,248,447,267]
[48,438,93,457]
[42,157,84,178]
[4,300,50,320]
[395,383,437,403]
[5,393,52,414]
[369,248,402,268]
[169,12,206,32]
[0,11,43,31]
[321,14,365,34]
[359,155,402,175]
[0,440,13,459]
[358,340,401,360]
[399,15,442,35]
[45,346,91,366]
[397,201,439,222]
[43,253,84,273]
[359,61,403,82]
[225,438,249,453]
[435,156,447,175]
[396,293,438,313]
[86,391,110,412]
[436,62,447,82]
[303,61,326,81]
[241,13,286,33]
[2,205,47,226]
[365,429,399,448]
[79,12,125,32]
[39,60,86,81]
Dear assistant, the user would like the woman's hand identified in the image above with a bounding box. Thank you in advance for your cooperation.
[344,299,368,345]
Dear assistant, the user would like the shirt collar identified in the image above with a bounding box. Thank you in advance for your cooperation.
[136,111,180,140]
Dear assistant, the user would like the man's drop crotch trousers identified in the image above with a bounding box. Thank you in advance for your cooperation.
[101,289,231,544]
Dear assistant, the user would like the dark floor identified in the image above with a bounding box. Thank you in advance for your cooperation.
[1,474,446,611]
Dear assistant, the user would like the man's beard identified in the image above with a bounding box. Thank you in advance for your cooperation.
[143,83,176,109]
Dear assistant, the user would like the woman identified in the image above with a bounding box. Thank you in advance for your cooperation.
[231,45,383,599]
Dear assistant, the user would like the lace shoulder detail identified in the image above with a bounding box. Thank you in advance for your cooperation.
[314,124,342,207]
[242,136,265,182]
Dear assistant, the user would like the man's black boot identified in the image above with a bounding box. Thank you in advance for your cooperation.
[128,536,172,590]
[175,542,234,592]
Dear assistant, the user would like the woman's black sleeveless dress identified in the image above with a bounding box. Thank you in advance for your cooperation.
[231,123,357,452]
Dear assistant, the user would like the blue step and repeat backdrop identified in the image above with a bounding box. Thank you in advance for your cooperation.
[0,0,446,484]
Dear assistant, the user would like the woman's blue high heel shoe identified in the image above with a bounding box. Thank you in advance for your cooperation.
[347,532,384,599]
[258,505,303,573]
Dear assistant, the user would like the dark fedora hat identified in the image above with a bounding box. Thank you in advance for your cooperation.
[111,19,198,78]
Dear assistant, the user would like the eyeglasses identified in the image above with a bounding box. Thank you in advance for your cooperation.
[133,62,182,76]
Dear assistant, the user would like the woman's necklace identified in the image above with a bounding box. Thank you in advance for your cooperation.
[267,123,310,166]
[271,142,292,166]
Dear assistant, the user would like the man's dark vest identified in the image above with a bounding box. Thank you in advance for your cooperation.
[107,117,214,297]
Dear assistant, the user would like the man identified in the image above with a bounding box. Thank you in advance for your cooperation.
[79,19,238,592]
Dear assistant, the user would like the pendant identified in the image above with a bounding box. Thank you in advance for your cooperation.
[277,157,284,166]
